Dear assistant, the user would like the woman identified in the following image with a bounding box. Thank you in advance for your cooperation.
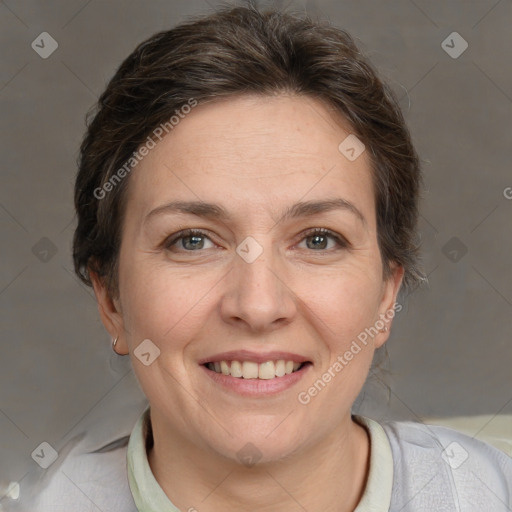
[19,4,511,512]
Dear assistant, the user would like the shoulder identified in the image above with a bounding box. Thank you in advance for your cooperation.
[10,397,148,512]
[15,437,137,512]
[380,419,512,512]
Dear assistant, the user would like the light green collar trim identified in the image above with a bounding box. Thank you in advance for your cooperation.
[353,415,394,511]
[127,408,393,512]
[127,407,180,512]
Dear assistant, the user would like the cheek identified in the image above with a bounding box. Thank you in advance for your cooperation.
[296,276,380,424]
[298,267,383,339]
[118,259,218,345]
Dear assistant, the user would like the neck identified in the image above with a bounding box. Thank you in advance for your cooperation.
[147,411,371,512]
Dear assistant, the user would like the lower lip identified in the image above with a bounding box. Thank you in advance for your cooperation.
[200,363,312,397]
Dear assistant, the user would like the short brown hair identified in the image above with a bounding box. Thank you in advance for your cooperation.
[73,3,425,299]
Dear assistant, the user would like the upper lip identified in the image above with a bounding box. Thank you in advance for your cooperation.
[198,350,311,365]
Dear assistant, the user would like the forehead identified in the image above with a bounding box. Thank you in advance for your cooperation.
[126,94,376,229]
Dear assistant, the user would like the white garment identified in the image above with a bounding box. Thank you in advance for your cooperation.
[7,406,512,511]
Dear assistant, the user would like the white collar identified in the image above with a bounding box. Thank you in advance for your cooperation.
[127,409,394,511]
[353,415,394,511]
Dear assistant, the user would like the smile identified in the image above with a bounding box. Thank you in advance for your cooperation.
[205,359,307,379]
[200,360,313,397]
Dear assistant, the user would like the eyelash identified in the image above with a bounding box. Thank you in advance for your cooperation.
[163,227,348,252]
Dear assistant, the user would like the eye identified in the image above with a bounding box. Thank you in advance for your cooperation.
[164,229,215,251]
[297,228,348,251]
[162,227,348,253]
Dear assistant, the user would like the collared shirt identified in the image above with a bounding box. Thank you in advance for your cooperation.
[11,405,512,511]
[126,408,395,511]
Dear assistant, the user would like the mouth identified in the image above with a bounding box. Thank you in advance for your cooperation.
[200,359,312,397]
[202,359,312,380]
[198,350,313,396]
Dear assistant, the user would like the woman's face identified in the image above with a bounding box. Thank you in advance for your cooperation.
[94,94,403,463]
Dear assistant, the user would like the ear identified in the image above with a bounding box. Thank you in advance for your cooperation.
[374,263,404,349]
[90,270,129,354]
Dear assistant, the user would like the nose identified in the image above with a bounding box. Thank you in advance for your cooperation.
[220,244,297,333]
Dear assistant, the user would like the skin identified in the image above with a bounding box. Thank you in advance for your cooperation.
[92,93,404,512]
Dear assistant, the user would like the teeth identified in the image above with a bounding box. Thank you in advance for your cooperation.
[230,360,243,377]
[242,361,259,379]
[275,360,286,377]
[220,360,230,375]
[207,359,305,379]
[258,361,275,380]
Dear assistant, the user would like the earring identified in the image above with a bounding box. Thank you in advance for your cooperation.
[112,336,119,353]
[380,326,389,333]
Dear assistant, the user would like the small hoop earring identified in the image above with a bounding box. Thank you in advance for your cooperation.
[112,336,119,353]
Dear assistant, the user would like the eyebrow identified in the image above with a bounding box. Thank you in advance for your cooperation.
[144,198,367,227]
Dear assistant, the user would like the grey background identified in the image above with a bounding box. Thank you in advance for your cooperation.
[1,0,511,501]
